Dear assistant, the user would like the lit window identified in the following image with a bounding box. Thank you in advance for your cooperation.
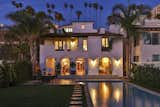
[54,40,65,51]
[102,37,109,48]
[64,28,72,32]
[83,39,87,51]
[54,41,59,50]
[67,40,71,50]
[70,38,78,51]
[81,25,85,29]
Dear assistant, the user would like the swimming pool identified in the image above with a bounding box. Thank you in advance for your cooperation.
[87,82,160,107]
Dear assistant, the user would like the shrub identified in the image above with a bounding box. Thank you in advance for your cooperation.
[0,61,32,88]
[14,61,32,82]
[131,64,160,89]
[0,62,17,87]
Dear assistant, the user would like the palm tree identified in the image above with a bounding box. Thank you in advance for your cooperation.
[93,3,99,27]
[7,8,51,75]
[64,3,68,9]
[54,11,65,25]
[69,4,74,22]
[25,6,35,15]
[88,3,93,20]
[64,3,69,23]
[12,1,23,9]
[108,4,151,76]
[84,2,88,19]
[51,4,55,10]
[76,10,82,22]
[99,5,103,27]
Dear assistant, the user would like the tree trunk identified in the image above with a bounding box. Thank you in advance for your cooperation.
[123,31,130,77]
[29,41,37,77]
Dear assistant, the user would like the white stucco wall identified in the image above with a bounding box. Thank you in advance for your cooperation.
[40,22,123,77]
[40,37,123,77]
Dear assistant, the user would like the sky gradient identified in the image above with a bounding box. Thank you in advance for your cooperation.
[0,0,160,28]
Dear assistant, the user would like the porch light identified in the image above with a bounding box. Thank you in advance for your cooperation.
[90,59,98,67]
[114,59,121,67]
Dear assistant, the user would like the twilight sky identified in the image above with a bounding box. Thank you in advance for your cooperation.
[0,0,160,28]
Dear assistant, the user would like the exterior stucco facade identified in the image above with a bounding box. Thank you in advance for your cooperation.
[40,22,124,77]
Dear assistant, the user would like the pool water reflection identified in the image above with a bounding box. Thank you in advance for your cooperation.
[88,82,160,107]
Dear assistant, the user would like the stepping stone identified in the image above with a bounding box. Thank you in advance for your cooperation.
[74,88,81,89]
[74,87,81,89]
[71,97,82,100]
[69,105,82,107]
[73,92,82,94]
[70,101,83,105]
[72,94,82,97]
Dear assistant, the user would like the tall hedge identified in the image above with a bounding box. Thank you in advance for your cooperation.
[131,64,160,89]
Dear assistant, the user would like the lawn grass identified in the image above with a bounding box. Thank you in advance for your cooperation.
[0,85,73,107]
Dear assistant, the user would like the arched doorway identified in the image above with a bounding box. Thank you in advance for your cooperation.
[76,58,85,75]
[45,58,56,76]
[61,58,70,75]
[99,57,112,75]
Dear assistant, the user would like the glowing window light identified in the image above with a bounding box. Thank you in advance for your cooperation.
[81,24,85,29]
[46,58,55,68]
[64,28,73,32]
[70,39,78,50]
[102,38,109,48]
[54,41,58,50]
[67,40,71,50]
[83,39,87,51]
[102,57,109,64]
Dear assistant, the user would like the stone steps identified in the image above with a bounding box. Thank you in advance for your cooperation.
[70,85,83,107]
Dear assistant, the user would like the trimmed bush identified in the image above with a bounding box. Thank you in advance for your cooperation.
[0,61,32,88]
[14,61,32,82]
[131,64,160,89]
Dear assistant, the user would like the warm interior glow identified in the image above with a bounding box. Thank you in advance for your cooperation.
[70,38,78,50]
[54,40,65,50]
[64,27,72,32]
[45,58,55,76]
[114,88,121,102]
[83,39,88,51]
[61,58,70,75]
[99,57,111,75]
[81,24,85,29]
[102,57,109,65]
[76,58,85,75]
[102,38,109,48]
[54,41,58,50]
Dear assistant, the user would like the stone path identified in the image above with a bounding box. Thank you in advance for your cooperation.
[70,85,83,107]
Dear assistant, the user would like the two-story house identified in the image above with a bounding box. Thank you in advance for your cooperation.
[39,22,124,77]
[133,19,160,67]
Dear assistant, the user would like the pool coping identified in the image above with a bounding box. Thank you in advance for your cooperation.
[126,81,160,97]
